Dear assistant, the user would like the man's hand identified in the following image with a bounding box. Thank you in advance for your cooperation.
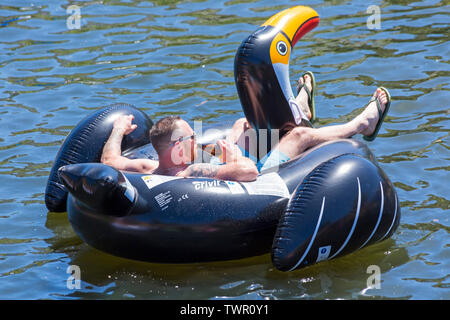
[113,114,137,135]
[101,114,158,173]
[216,139,243,163]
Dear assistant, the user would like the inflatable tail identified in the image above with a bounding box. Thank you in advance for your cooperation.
[272,154,400,271]
[58,163,143,217]
[45,103,153,213]
[235,6,320,134]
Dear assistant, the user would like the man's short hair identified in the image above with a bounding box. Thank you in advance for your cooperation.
[150,116,182,154]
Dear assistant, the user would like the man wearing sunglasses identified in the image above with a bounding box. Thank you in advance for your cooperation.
[101,114,259,182]
[101,75,390,181]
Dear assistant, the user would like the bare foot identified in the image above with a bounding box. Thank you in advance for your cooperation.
[295,74,312,120]
[359,88,388,137]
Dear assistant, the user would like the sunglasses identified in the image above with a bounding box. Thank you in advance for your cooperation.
[168,134,196,146]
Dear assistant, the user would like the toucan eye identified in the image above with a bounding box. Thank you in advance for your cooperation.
[276,41,288,56]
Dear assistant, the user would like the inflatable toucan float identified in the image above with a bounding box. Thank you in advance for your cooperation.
[45,6,400,271]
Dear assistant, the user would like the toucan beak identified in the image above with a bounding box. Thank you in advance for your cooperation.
[262,6,320,49]
[264,6,319,124]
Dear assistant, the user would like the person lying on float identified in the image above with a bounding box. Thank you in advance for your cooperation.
[101,73,390,180]
[101,113,259,182]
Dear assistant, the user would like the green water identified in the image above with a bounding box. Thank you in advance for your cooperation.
[0,0,448,299]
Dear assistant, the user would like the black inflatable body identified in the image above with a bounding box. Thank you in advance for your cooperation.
[45,6,400,271]
[45,103,153,212]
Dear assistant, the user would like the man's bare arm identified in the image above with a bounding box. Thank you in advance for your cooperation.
[180,163,220,178]
[177,139,258,181]
[101,115,158,173]
[178,159,258,182]
[102,126,126,163]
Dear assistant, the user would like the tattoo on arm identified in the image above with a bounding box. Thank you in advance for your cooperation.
[183,163,220,178]
[102,128,124,161]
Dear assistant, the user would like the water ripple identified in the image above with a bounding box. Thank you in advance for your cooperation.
[0,0,448,300]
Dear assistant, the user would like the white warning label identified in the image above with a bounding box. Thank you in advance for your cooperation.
[141,175,181,190]
[154,191,173,211]
[224,180,246,194]
[242,172,290,198]
[316,245,332,262]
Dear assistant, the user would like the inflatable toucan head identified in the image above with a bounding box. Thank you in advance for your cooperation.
[234,6,319,137]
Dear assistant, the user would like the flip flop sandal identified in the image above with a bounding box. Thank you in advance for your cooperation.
[363,87,391,142]
[296,71,317,123]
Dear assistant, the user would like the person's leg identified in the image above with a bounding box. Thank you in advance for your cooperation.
[274,88,389,159]
[229,85,388,171]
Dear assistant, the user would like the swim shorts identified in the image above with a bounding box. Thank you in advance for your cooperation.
[236,146,290,172]
[209,146,290,172]
[255,149,290,172]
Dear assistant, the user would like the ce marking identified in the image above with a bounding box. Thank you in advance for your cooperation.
[178,194,189,202]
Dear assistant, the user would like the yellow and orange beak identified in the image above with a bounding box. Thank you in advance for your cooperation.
[263,6,320,66]
[262,6,319,124]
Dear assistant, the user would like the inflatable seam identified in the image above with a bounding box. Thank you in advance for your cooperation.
[272,154,357,268]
